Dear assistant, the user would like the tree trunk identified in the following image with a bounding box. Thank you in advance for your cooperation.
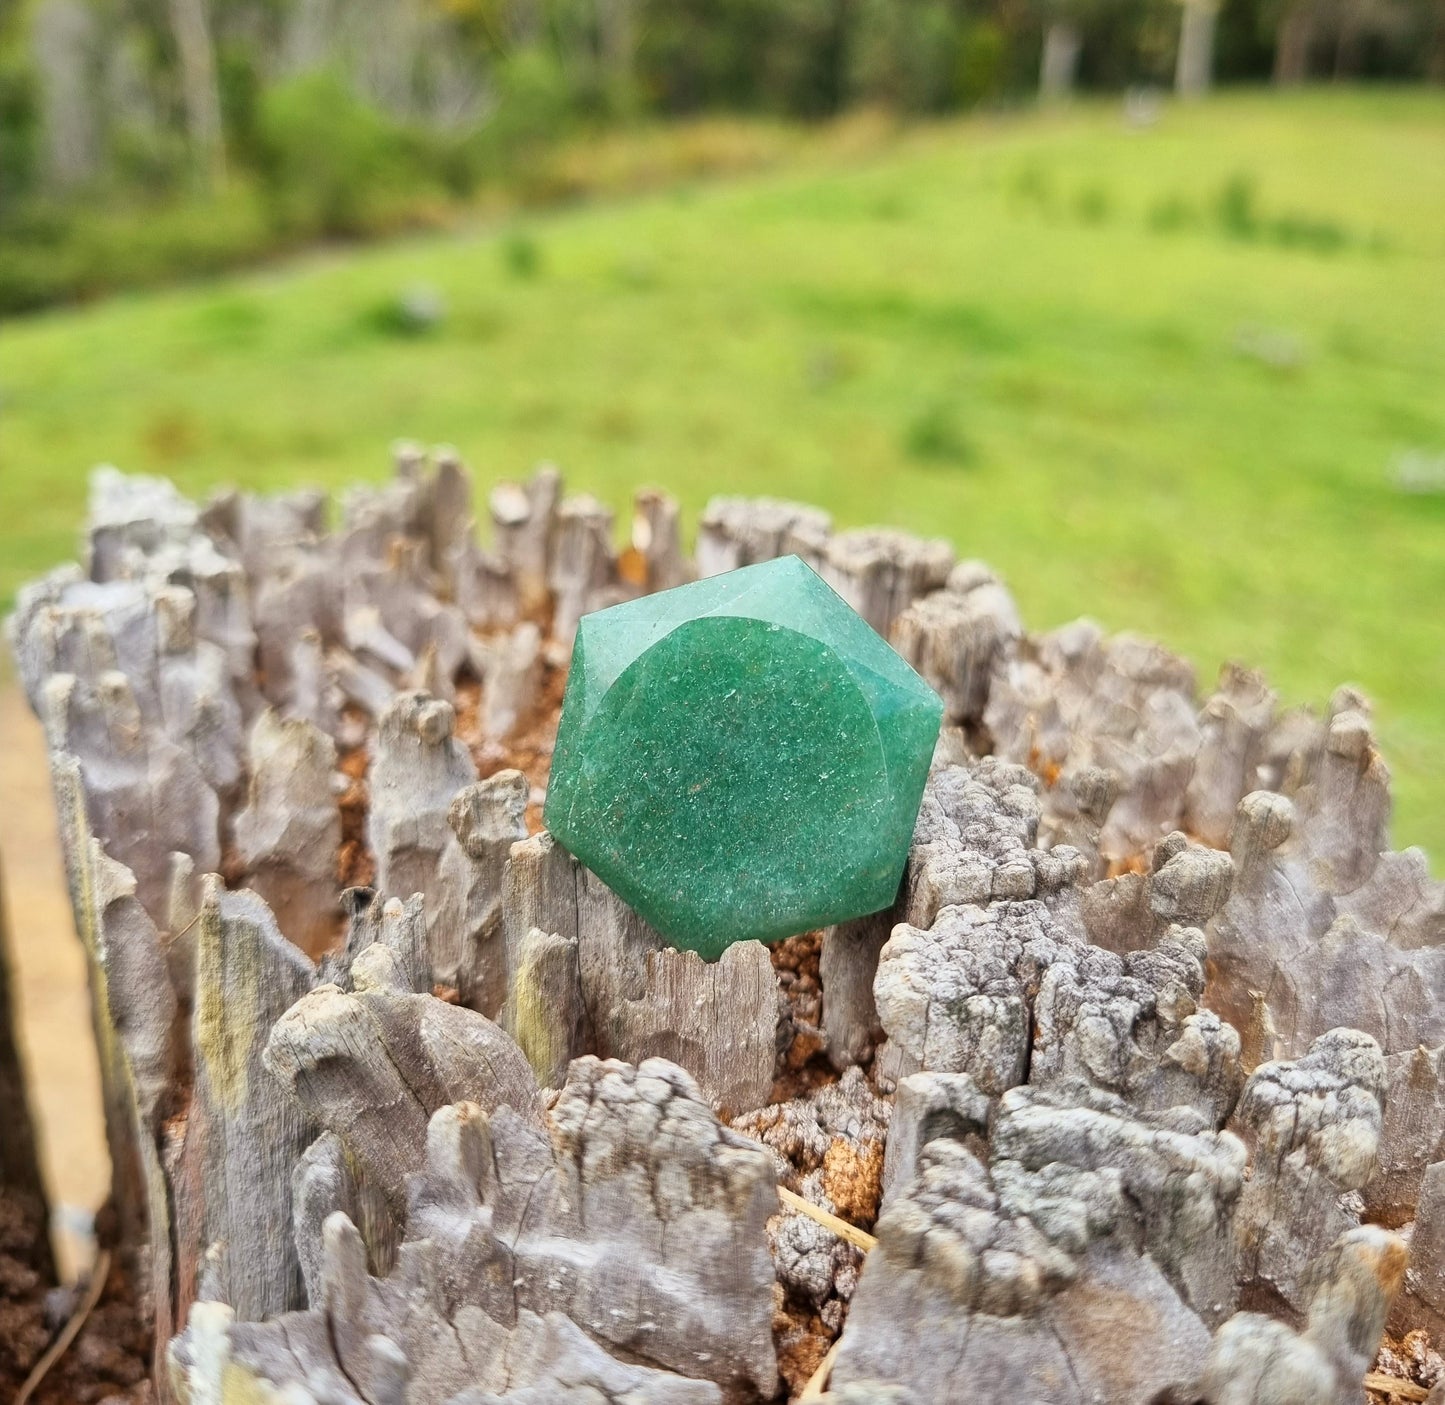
[597,0,636,89]
[0,858,54,1285]
[165,0,225,187]
[1332,0,1365,78]
[281,0,338,74]
[1040,20,1082,100]
[31,0,100,192]
[354,0,427,117]
[1273,0,1316,82]
[1175,0,1219,95]
[9,455,1445,1404]
[508,0,545,46]
[0,857,61,1401]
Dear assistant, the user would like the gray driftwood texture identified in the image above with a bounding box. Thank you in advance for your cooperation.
[6,452,1443,1404]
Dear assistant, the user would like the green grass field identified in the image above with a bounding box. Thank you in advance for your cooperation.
[2,89,1442,859]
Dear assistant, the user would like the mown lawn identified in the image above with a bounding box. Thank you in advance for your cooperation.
[2,88,1442,858]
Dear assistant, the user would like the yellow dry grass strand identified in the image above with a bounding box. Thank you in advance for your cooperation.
[777,1185,877,1253]
[1362,1373,1429,1402]
[15,1247,112,1405]
[800,1337,843,1400]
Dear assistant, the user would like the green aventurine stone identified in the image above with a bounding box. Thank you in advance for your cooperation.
[544,555,944,960]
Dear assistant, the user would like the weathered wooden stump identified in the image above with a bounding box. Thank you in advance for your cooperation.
[4,450,1443,1404]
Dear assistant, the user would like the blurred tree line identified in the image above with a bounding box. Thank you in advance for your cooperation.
[1,0,1441,312]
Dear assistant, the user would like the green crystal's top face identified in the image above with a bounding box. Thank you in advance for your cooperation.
[545,556,944,959]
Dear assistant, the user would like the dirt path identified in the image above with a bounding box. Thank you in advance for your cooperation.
[0,683,107,1280]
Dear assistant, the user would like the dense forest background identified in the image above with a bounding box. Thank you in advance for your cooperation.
[2,0,1443,314]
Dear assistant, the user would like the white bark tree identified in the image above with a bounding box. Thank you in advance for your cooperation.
[32,0,101,191]
[1175,0,1220,94]
[165,0,225,186]
[1040,18,1082,97]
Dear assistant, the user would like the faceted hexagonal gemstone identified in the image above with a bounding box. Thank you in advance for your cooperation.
[544,555,943,959]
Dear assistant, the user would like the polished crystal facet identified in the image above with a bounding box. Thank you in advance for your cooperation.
[544,555,943,959]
